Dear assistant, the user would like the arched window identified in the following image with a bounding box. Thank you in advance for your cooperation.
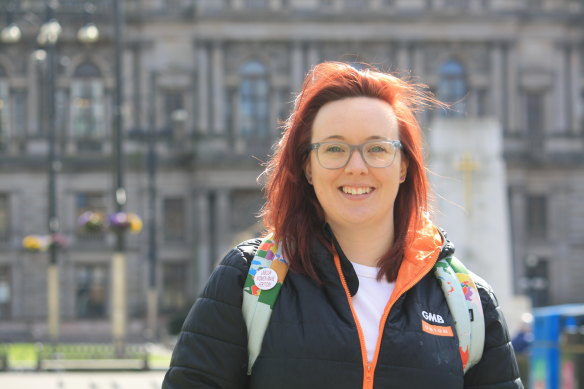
[0,65,10,144]
[438,59,468,117]
[239,60,269,138]
[70,62,105,138]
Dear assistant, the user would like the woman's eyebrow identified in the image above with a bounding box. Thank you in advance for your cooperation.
[320,135,388,141]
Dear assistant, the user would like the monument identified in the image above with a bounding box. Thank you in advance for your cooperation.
[428,118,529,334]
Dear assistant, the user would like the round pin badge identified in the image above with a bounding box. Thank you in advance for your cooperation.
[254,268,278,290]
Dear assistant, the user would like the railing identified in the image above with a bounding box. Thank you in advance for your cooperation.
[192,0,583,15]
[35,343,150,371]
[3,0,581,17]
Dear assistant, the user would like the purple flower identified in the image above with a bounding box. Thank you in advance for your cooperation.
[78,211,105,232]
[108,212,131,229]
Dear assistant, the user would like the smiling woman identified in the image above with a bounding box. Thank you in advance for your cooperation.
[305,97,407,268]
[263,62,432,282]
[162,62,523,389]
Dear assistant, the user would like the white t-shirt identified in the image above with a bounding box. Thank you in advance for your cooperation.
[350,261,395,362]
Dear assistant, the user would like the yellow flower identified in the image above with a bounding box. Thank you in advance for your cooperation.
[23,235,48,252]
[128,213,143,234]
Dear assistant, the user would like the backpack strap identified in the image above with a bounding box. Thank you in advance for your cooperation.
[242,235,288,375]
[434,256,485,373]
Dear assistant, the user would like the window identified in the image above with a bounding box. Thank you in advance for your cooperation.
[164,91,185,135]
[76,264,108,318]
[75,192,106,241]
[0,193,8,243]
[162,263,187,312]
[525,92,544,134]
[526,195,547,240]
[163,197,185,242]
[0,66,11,146]
[12,90,27,139]
[0,266,10,319]
[476,88,488,118]
[70,62,105,138]
[239,60,269,138]
[231,189,264,237]
[438,60,468,118]
[524,256,549,308]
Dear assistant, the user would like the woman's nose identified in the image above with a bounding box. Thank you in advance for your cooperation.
[344,150,368,174]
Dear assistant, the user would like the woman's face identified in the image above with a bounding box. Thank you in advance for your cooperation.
[305,96,407,232]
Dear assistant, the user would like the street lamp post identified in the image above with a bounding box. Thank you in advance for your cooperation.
[0,3,21,44]
[111,0,127,355]
[37,2,62,345]
[146,71,158,340]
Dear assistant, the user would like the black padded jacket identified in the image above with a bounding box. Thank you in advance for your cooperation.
[162,228,523,389]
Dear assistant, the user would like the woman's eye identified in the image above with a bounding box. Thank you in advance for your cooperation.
[368,144,389,153]
[325,145,346,153]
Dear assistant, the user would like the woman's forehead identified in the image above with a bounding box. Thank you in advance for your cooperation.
[311,97,398,141]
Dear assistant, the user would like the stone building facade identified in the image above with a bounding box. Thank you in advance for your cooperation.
[0,0,582,341]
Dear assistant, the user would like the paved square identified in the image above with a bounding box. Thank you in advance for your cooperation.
[0,371,166,389]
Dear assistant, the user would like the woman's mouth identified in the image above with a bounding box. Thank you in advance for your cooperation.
[340,186,374,195]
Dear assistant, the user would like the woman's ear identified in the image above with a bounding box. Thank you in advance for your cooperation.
[399,154,409,183]
[304,160,313,185]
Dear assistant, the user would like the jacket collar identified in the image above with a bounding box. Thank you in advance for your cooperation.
[313,216,454,297]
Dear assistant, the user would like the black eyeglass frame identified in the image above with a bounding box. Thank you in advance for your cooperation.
[309,139,403,169]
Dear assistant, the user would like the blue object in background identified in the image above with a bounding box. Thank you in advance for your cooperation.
[531,304,584,389]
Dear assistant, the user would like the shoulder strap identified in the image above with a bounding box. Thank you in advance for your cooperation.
[434,256,485,373]
[242,235,289,375]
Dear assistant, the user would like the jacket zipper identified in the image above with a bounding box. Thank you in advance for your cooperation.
[332,252,373,389]
[333,250,439,389]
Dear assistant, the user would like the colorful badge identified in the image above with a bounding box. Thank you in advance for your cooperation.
[254,268,278,290]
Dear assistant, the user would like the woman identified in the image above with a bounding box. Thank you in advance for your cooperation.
[162,62,523,389]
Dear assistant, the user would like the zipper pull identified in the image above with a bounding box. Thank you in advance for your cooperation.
[366,364,373,381]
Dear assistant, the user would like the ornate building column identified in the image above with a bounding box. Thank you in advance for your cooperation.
[397,42,411,75]
[270,0,282,10]
[291,41,304,94]
[232,90,243,153]
[509,184,527,292]
[554,43,568,133]
[27,56,41,135]
[569,43,581,134]
[490,43,504,122]
[307,43,320,69]
[195,191,211,294]
[270,87,280,139]
[212,41,225,134]
[413,43,425,80]
[213,189,232,263]
[130,42,143,132]
[505,43,518,133]
[196,43,210,134]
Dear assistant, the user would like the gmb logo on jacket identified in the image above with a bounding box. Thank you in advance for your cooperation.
[422,310,444,324]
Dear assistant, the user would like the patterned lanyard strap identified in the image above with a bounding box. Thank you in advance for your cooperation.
[242,235,288,374]
[434,256,485,373]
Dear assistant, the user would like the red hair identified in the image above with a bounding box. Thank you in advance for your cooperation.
[261,62,438,282]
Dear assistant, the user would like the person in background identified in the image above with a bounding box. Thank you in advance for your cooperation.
[162,61,523,389]
[512,315,534,354]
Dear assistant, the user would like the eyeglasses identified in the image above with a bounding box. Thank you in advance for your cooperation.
[309,140,403,169]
